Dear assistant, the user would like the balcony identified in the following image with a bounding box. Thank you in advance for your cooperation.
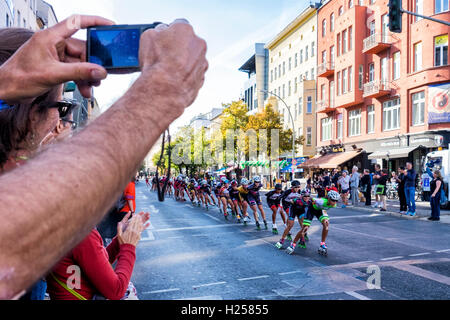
[317,61,335,78]
[317,100,336,114]
[363,80,391,99]
[363,33,391,54]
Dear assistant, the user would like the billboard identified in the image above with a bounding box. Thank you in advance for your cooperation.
[428,82,450,124]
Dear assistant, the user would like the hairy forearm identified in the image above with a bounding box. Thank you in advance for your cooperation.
[0,70,181,299]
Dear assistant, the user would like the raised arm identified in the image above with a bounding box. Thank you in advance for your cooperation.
[0,19,207,299]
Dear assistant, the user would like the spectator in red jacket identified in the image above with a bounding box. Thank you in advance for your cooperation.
[47,212,150,300]
[121,178,136,217]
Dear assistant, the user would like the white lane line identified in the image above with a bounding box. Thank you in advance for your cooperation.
[345,291,372,300]
[143,288,180,294]
[278,270,304,276]
[140,230,155,241]
[155,224,237,232]
[436,249,450,253]
[166,236,184,239]
[192,281,227,289]
[237,275,269,281]
[380,256,404,261]
[332,214,382,219]
[393,264,450,286]
[409,252,431,257]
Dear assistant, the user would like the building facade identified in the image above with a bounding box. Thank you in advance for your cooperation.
[1,0,56,30]
[239,43,269,114]
[314,0,450,173]
[266,5,318,165]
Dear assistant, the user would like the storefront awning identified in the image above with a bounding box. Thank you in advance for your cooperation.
[300,151,362,169]
[368,147,418,160]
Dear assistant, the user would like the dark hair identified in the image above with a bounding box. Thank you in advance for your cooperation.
[0,28,60,167]
[399,166,405,170]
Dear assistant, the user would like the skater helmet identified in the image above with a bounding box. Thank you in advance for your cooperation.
[231,180,238,186]
[241,178,249,185]
[190,178,195,183]
[253,176,261,183]
[327,190,340,201]
[275,183,283,190]
[220,176,227,182]
[223,179,229,184]
[301,189,311,197]
[291,180,301,188]
[202,180,208,185]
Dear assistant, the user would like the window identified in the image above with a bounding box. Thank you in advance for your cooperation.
[6,13,9,27]
[300,50,303,63]
[415,0,423,22]
[383,98,401,131]
[307,96,312,113]
[322,50,327,64]
[412,91,425,126]
[288,81,291,96]
[305,46,309,61]
[274,68,277,80]
[274,88,277,96]
[382,14,389,43]
[330,13,335,32]
[271,70,273,82]
[322,117,333,141]
[435,35,448,67]
[299,127,303,138]
[282,84,285,98]
[23,18,26,28]
[435,0,449,14]
[369,63,375,82]
[393,52,401,80]
[414,42,422,72]
[337,34,341,56]
[330,81,335,107]
[299,97,303,115]
[311,42,315,57]
[278,64,281,77]
[349,109,361,136]
[337,71,341,95]
[369,20,376,36]
[294,104,297,121]
[339,6,344,15]
[359,65,364,90]
[283,61,286,75]
[381,57,389,82]
[294,77,298,93]
[370,0,376,4]
[306,127,312,146]
[342,30,347,54]
[305,71,309,80]
[289,57,292,71]
[322,19,327,37]
[17,10,21,26]
[342,69,347,94]
[330,46,335,66]
[348,26,353,51]
[349,0,354,8]
[295,53,298,67]
[367,105,375,133]
[337,114,343,139]
[348,66,353,92]
[321,84,326,100]
[359,0,364,5]
[311,68,315,80]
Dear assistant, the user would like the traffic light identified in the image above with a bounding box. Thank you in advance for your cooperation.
[388,0,403,33]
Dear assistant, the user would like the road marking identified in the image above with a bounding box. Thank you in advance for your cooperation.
[436,249,450,253]
[177,295,223,300]
[278,270,304,276]
[143,288,180,294]
[332,214,382,219]
[380,256,404,261]
[140,230,155,241]
[237,275,269,281]
[345,291,372,300]
[409,252,431,257]
[192,281,227,289]
[155,224,237,232]
[393,264,450,286]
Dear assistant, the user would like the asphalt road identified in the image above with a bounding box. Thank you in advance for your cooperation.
[131,182,450,300]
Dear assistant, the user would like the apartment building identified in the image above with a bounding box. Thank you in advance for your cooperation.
[306,0,450,173]
[1,0,56,29]
[265,5,319,168]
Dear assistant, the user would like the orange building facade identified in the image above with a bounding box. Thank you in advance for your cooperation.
[315,0,450,173]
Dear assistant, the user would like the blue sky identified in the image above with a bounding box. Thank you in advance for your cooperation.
[47,0,313,130]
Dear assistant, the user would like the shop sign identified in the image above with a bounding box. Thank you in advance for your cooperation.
[428,82,450,124]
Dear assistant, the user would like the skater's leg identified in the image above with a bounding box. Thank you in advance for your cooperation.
[321,219,329,243]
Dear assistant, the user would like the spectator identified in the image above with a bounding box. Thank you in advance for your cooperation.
[349,166,360,206]
[429,170,443,221]
[331,169,341,191]
[360,169,372,206]
[375,169,388,212]
[404,162,417,216]
[47,212,150,300]
[372,164,382,208]
[396,167,407,214]
[0,16,207,299]
[322,171,331,188]
[338,170,350,208]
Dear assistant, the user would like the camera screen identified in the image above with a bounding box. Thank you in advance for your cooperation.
[89,28,140,68]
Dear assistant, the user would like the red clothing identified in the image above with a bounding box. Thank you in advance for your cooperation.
[46,229,136,300]
[121,182,136,213]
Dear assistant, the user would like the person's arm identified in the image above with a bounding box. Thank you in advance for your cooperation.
[431,180,442,197]
[0,19,207,299]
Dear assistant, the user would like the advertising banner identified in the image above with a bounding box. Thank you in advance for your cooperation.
[428,82,450,124]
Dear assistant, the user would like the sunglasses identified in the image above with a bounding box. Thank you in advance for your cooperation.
[48,99,79,119]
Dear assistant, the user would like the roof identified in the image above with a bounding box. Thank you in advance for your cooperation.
[300,151,362,169]
[239,54,256,74]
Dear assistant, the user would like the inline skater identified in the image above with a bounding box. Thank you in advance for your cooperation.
[294,190,339,256]
[151,176,158,191]
[280,180,303,241]
[229,180,242,222]
[247,176,268,230]
[145,176,151,188]
[282,189,312,254]
[187,178,198,205]
[265,183,287,234]
[237,178,251,224]
[219,179,231,219]
[200,180,213,210]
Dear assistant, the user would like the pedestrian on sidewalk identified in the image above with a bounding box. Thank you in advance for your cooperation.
[361,169,372,206]
[396,167,407,214]
[349,166,360,206]
[429,170,443,221]
[372,164,382,208]
[404,162,417,216]
[338,170,350,208]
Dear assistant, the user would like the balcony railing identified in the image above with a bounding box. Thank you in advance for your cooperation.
[363,33,391,54]
[317,61,335,77]
[363,80,391,98]
[317,99,335,113]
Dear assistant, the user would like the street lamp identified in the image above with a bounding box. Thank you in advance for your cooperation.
[260,89,296,181]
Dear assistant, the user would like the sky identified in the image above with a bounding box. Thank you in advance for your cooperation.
[46,0,313,131]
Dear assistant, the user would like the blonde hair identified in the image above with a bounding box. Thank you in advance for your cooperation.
[434,170,443,180]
